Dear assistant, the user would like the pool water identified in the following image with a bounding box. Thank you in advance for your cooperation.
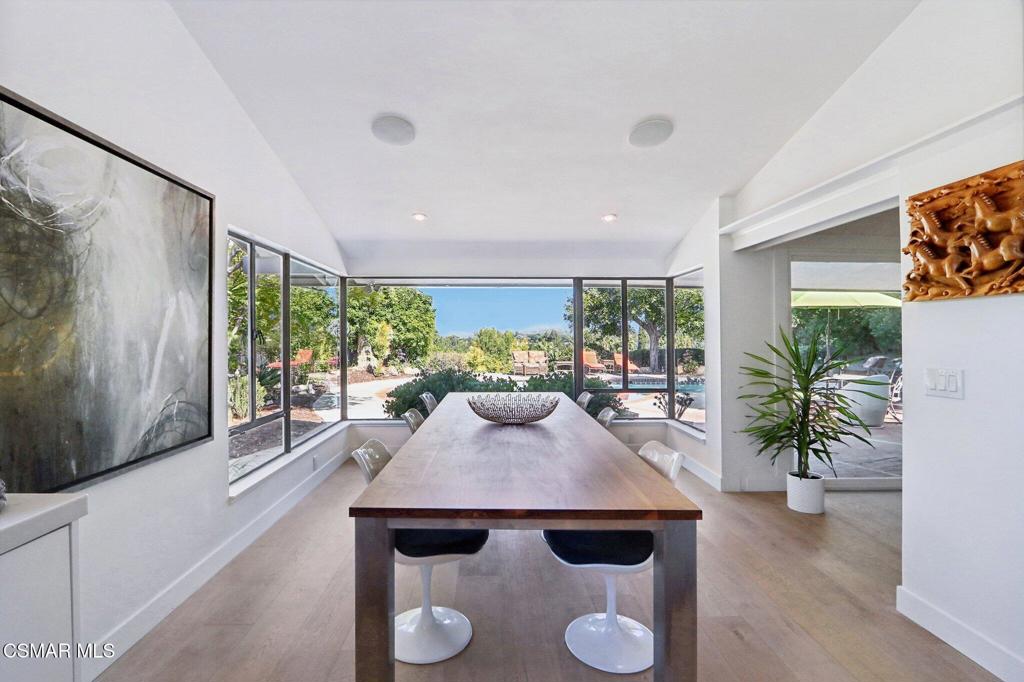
[617,383,705,395]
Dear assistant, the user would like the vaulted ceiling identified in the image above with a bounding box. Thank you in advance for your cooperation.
[171,0,918,275]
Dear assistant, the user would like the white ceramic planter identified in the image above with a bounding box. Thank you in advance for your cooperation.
[787,472,825,514]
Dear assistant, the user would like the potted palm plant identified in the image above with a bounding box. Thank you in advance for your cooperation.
[739,329,884,514]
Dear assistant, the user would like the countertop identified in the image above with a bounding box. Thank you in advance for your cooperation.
[0,493,89,555]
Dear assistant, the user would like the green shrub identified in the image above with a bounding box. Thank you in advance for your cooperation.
[384,369,517,417]
[464,346,488,372]
[521,372,624,417]
[228,373,267,420]
[420,351,469,372]
[384,369,625,419]
[228,374,249,420]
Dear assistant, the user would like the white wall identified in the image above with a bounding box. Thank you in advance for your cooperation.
[896,103,1024,682]
[666,204,722,483]
[700,0,1023,676]
[733,0,1024,220]
[0,1,349,678]
[716,216,791,492]
[666,201,790,491]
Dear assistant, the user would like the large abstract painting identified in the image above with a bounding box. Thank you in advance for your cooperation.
[903,160,1024,302]
[0,89,212,492]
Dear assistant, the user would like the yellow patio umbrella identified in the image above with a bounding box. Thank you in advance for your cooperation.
[790,291,902,308]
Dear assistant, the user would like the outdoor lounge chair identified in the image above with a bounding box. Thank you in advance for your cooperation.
[267,348,313,369]
[512,350,529,375]
[512,350,548,375]
[582,350,605,373]
[527,350,548,375]
[613,353,640,373]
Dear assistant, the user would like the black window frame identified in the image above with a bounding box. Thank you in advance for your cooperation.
[340,276,683,421]
[227,232,343,483]
[670,268,707,432]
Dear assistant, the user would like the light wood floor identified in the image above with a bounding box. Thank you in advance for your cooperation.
[99,461,995,682]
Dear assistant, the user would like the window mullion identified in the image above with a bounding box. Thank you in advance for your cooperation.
[620,279,628,389]
[282,254,291,453]
[246,240,257,425]
[572,278,584,398]
[666,279,675,420]
[340,277,348,421]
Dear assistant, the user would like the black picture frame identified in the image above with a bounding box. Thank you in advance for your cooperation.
[0,85,215,492]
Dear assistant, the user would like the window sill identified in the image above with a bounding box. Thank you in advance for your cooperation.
[666,419,708,444]
[228,421,349,503]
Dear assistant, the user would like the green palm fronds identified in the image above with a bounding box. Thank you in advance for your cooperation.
[740,329,885,479]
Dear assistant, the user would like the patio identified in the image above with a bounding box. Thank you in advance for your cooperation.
[812,420,902,479]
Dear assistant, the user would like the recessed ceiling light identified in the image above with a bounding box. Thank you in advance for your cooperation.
[412,212,428,222]
[602,213,618,223]
[629,118,674,147]
[371,114,416,146]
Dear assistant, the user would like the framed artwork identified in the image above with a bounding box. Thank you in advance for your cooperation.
[903,160,1024,301]
[0,86,213,492]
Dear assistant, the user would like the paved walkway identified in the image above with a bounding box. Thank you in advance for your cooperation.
[812,420,902,478]
[346,375,418,419]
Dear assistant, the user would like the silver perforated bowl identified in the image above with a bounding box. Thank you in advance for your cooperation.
[466,393,559,425]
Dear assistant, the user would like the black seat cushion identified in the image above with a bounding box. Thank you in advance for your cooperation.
[395,529,489,559]
[542,530,653,567]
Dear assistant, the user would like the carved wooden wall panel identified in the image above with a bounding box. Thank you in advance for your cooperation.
[903,160,1024,301]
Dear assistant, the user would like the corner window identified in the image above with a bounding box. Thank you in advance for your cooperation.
[226,233,342,483]
[337,276,702,425]
[344,279,574,419]
[672,270,706,431]
[289,260,342,445]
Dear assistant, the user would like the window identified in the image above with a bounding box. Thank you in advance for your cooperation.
[581,280,623,389]
[673,270,706,431]
[289,260,342,444]
[227,238,250,427]
[578,279,672,419]
[621,280,669,418]
[226,233,342,483]
[339,276,698,425]
[345,279,574,419]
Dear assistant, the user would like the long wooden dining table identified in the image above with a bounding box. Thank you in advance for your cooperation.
[348,392,702,681]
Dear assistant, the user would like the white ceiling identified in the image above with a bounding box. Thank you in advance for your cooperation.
[171,0,917,276]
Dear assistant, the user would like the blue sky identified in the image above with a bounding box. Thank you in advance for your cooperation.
[419,287,573,337]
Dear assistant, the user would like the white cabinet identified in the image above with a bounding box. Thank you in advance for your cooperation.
[0,494,87,682]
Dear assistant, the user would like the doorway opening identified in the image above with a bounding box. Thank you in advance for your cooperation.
[785,209,903,484]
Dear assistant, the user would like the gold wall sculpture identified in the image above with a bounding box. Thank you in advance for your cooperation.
[903,160,1024,302]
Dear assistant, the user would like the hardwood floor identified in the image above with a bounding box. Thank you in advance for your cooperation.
[99,460,996,682]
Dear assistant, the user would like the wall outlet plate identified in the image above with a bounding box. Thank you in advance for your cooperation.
[925,368,964,399]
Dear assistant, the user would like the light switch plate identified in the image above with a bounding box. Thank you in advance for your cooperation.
[925,368,964,399]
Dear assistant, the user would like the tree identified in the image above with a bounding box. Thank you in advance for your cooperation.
[380,287,436,364]
[527,328,573,361]
[673,288,705,348]
[226,243,249,375]
[572,287,667,373]
[289,284,340,366]
[434,334,472,354]
[370,320,393,363]
[346,286,437,366]
[791,306,900,360]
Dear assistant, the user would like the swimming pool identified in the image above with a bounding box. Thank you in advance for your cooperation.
[620,383,706,409]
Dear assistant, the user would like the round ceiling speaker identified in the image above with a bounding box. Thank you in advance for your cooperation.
[629,118,674,147]
[371,114,416,146]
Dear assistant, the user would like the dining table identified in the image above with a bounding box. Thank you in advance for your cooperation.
[348,392,702,681]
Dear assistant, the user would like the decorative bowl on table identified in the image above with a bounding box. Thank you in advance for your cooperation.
[466,393,559,425]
